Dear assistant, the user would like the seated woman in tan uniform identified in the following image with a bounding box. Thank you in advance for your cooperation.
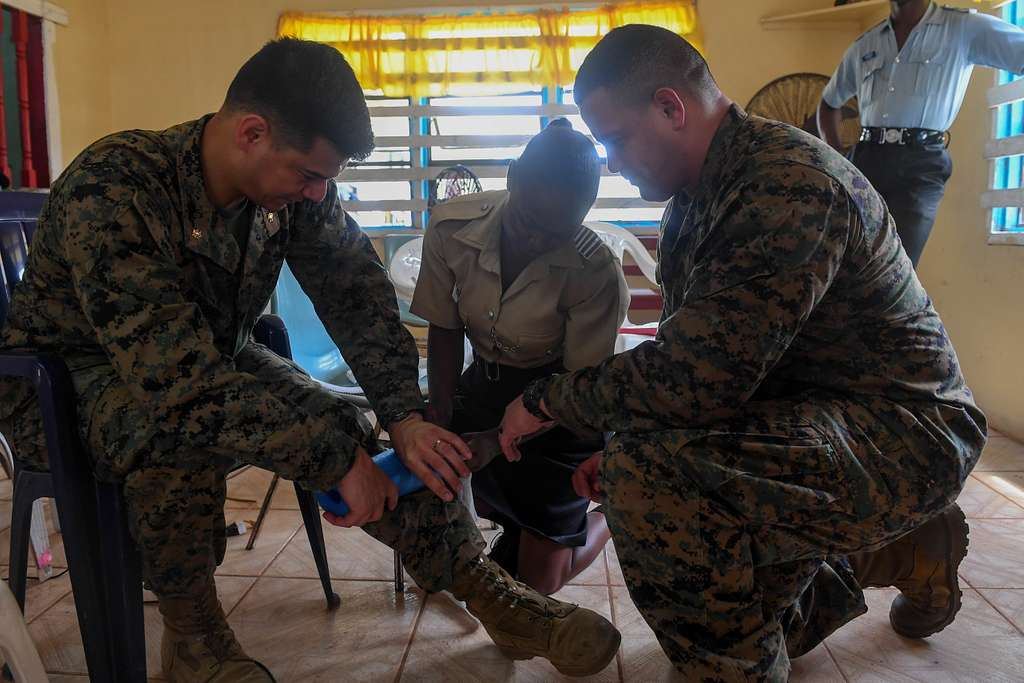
[412,119,629,594]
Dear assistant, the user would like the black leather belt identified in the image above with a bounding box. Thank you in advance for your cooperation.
[860,127,949,147]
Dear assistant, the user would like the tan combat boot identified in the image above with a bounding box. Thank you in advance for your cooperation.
[159,582,275,682]
[848,503,969,639]
[449,554,621,677]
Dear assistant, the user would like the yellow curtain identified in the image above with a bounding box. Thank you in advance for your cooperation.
[277,2,701,98]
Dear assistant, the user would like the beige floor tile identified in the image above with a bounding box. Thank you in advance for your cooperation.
[606,540,625,587]
[972,472,1024,510]
[973,434,1024,472]
[264,523,403,582]
[216,510,302,577]
[21,569,73,622]
[956,476,1024,518]
[28,589,87,675]
[400,584,617,682]
[568,547,609,586]
[610,585,677,682]
[25,575,253,678]
[827,588,1024,682]
[958,518,1024,588]
[0,497,10,532]
[225,466,299,511]
[791,645,847,682]
[977,589,1024,633]
[232,576,422,681]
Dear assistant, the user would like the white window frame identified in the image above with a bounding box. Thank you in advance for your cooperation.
[983,2,1024,246]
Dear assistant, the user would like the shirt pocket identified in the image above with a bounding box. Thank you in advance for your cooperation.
[860,54,887,102]
[909,46,947,97]
[516,327,565,361]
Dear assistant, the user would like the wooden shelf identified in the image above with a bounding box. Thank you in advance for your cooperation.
[760,1,888,29]
[761,0,1000,29]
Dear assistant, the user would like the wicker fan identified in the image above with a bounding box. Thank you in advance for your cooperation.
[428,164,483,209]
[746,73,861,150]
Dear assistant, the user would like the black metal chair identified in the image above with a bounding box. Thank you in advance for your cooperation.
[0,192,339,682]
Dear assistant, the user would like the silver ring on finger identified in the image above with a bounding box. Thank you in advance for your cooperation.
[433,438,443,451]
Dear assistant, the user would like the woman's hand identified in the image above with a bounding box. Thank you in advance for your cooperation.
[499,396,553,461]
[571,452,604,503]
[389,413,472,501]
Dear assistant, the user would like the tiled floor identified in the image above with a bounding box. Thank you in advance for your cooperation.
[2,430,1024,681]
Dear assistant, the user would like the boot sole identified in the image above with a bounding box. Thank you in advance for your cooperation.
[498,629,622,678]
[890,504,969,639]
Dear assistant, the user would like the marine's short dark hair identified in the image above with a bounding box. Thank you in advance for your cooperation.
[516,118,601,207]
[225,38,374,160]
[573,24,718,108]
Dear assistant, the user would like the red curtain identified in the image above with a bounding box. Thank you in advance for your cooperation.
[26,14,48,187]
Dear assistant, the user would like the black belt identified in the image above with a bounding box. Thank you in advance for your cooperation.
[472,353,563,383]
[859,127,949,147]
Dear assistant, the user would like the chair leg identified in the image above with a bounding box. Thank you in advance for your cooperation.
[48,471,118,681]
[394,550,405,593]
[94,482,146,682]
[293,482,341,609]
[246,473,279,551]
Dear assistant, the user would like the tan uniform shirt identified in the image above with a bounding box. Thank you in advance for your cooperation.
[411,190,629,371]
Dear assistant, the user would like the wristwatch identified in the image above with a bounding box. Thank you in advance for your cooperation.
[522,378,554,421]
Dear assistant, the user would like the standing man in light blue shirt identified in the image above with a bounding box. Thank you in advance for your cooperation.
[818,0,1024,266]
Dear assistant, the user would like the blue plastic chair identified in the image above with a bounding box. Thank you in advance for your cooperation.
[274,262,358,386]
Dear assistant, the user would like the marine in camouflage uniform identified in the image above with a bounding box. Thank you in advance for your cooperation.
[503,26,988,682]
[0,39,622,682]
[0,115,486,595]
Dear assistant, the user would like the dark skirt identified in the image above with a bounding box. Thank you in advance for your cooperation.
[451,357,602,547]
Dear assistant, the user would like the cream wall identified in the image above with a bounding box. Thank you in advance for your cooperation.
[52,0,114,163]
[49,0,1023,437]
[918,71,1024,442]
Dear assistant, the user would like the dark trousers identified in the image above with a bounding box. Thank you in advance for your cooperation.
[849,141,952,267]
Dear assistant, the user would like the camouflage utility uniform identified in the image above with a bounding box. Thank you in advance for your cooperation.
[526,106,987,680]
[0,116,485,598]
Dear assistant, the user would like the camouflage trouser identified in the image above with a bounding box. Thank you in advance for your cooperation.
[602,396,971,682]
[3,342,486,598]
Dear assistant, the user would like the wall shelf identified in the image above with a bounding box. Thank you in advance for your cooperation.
[761,1,1000,30]
[761,1,888,29]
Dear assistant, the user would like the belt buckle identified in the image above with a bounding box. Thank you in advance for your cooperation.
[884,128,902,145]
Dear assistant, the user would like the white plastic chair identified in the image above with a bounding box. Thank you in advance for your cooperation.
[0,579,48,682]
[388,237,424,315]
[584,221,658,289]
[585,221,662,351]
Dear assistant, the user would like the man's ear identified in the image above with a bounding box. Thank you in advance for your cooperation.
[235,114,272,153]
[652,87,686,130]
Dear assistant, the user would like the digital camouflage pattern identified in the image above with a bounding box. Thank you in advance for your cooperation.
[533,106,988,680]
[0,115,485,597]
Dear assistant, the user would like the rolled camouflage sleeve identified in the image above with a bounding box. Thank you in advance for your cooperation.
[65,174,360,490]
[541,169,850,435]
[286,183,423,425]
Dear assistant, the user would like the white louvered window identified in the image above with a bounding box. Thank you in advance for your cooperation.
[983,0,1024,245]
[340,87,665,233]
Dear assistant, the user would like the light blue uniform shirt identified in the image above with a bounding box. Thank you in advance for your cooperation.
[823,3,1024,130]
